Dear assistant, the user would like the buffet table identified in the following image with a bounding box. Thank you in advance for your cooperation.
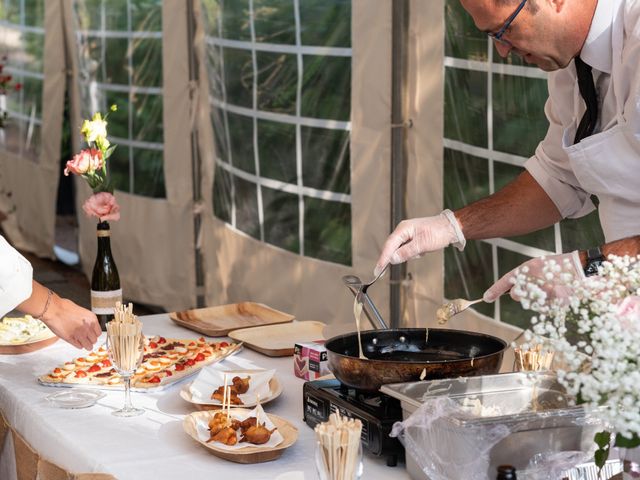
[0,313,411,480]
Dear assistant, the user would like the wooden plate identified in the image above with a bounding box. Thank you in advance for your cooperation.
[228,321,326,357]
[183,410,298,463]
[0,334,58,355]
[180,375,283,410]
[170,302,295,337]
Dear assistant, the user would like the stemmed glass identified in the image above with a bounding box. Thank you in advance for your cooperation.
[106,333,145,417]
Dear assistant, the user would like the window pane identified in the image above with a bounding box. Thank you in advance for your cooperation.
[498,248,531,330]
[258,120,296,183]
[445,241,494,318]
[494,163,555,251]
[443,148,489,210]
[263,186,299,253]
[132,93,163,143]
[445,0,486,61]
[23,0,44,28]
[301,127,350,193]
[223,47,253,108]
[304,197,351,265]
[213,165,233,224]
[21,76,43,120]
[445,67,487,147]
[133,148,165,198]
[105,38,130,85]
[234,176,260,239]
[109,146,131,193]
[227,112,254,173]
[256,51,297,114]
[105,91,130,139]
[222,0,251,41]
[20,33,44,74]
[301,55,350,121]
[132,38,163,88]
[299,0,350,47]
[493,74,547,157]
[131,0,161,31]
[105,0,128,30]
[561,210,605,252]
[254,0,295,45]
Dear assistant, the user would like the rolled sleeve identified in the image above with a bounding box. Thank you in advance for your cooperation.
[0,235,33,317]
[526,150,595,219]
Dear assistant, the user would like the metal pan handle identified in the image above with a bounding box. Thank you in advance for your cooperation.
[342,275,389,330]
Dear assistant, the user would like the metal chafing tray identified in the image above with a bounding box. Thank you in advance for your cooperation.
[380,372,604,480]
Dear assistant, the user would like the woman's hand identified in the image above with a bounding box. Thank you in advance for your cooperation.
[43,295,101,350]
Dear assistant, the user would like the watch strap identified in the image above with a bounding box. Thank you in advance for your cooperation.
[584,247,604,276]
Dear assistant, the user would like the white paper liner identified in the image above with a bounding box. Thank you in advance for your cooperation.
[189,358,274,406]
[195,404,284,451]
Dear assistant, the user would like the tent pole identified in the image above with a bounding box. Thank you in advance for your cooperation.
[187,0,205,308]
[390,0,410,328]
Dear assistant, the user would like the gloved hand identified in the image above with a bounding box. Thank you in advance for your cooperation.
[483,251,585,303]
[374,210,465,276]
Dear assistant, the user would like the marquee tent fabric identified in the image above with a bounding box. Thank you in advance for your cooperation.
[2,0,604,345]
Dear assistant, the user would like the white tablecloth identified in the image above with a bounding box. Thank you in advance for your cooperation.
[0,314,411,480]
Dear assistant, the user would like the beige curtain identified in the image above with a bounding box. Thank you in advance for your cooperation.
[198,0,394,328]
[69,0,199,311]
[0,0,67,259]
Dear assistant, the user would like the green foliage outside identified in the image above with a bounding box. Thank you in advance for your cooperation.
[206,0,353,265]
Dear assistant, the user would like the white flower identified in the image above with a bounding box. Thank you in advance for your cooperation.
[513,254,640,441]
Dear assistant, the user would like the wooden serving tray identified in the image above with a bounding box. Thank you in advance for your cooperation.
[170,302,294,337]
[228,321,326,357]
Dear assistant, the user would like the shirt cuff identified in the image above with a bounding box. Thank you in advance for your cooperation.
[0,239,34,317]
[525,156,595,219]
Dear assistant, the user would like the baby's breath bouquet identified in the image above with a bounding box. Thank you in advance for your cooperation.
[512,254,640,470]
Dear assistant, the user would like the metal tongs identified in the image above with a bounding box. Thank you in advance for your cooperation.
[342,264,390,330]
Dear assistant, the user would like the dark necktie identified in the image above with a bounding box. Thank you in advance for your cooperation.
[574,56,599,144]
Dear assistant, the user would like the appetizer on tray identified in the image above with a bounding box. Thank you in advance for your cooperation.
[39,336,240,389]
[184,405,298,463]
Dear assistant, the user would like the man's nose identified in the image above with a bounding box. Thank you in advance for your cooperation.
[493,40,512,58]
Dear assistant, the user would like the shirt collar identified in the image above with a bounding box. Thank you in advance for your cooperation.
[580,0,614,74]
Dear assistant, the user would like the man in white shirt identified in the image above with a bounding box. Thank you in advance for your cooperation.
[376,0,640,300]
[1,235,101,349]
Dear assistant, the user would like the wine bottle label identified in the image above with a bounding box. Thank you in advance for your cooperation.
[91,289,123,315]
[96,230,111,237]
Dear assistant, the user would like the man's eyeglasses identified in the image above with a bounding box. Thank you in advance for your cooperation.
[487,0,528,46]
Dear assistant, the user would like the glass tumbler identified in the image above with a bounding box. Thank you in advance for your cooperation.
[315,440,363,480]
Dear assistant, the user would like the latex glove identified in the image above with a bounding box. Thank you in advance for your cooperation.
[43,295,101,350]
[483,251,585,303]
[374,210,465,276]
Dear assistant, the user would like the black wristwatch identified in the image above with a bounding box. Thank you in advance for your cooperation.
[584,247,605,277]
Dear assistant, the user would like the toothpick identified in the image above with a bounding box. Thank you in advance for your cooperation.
[222,374,228,409]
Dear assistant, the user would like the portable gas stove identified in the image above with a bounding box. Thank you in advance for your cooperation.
[303,378,404,466]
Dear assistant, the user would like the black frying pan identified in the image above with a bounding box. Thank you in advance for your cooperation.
[325,328,507,391]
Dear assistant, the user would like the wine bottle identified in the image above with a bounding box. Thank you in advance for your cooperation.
[91,221,122,331]
[496,465,517,479]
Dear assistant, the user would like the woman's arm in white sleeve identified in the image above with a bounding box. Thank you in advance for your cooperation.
[0,235,33,317]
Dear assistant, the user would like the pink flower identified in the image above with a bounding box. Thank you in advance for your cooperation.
[64,148,103,176]
[616,296,640,330]
[82,192,120,222]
